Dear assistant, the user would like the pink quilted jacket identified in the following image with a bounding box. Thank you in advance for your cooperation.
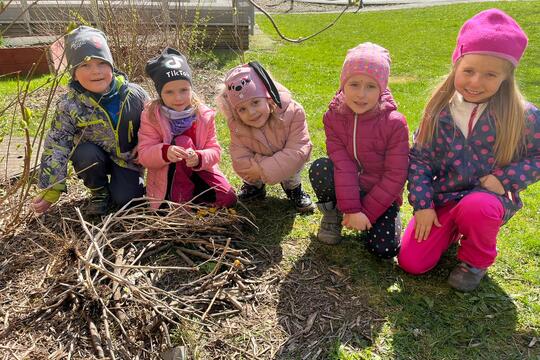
[324,89,409,223]
[217,84,312,185]
[138,103,225,208]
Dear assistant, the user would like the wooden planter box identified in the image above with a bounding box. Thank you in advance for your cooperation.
[0,46,51,76]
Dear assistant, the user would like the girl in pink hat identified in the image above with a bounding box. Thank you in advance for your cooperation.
[398,9,540,292]
[309,42,409,259]
[216,62,315,212]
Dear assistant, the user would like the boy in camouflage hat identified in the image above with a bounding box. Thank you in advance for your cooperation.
[31,26,149,216]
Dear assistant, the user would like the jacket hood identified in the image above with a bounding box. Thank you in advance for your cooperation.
[328,88,397,120]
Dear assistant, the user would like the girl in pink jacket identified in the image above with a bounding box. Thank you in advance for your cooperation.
[216,62,314,212]
[309,43,409,259]
[138,48,236,209]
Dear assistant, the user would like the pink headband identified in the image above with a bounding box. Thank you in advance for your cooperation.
[224,65,270,108]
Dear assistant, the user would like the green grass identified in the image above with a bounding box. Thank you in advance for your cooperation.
[233,2,539,359]
[1,2,539,358]
[0,73,68,137]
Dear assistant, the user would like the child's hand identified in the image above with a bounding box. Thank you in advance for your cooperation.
[342,212,372,231]
[479,174,505,195]
[131,145,140,165]
[167,145,188,162]
[244,161,261,183]
[185,149,199,168]
[414,208,441,242]
[31,195,52,215]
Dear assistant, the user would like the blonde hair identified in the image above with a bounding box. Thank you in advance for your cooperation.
[147,91,203,123]
[416,60,527,167]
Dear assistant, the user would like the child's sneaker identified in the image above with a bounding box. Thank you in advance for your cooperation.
[283,184,315,213]
[86,187,111,216]
[316,201,343,244]
[238,182,266,201]
[447,262,487,292]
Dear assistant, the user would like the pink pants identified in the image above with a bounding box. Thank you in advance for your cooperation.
[398,192,504,274]
[171,135,236,208]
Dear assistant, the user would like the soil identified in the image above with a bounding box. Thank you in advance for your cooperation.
[0,188,381,359]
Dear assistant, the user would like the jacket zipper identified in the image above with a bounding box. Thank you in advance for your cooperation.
[464,105,479,189]
[87,88,131,160]
[352,113,363,174]
[128,120,134,143]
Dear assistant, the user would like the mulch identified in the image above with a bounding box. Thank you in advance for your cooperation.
[0,180,380,359]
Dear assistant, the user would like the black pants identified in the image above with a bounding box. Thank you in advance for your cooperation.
[309,157,401,258]
[71,143,145,207]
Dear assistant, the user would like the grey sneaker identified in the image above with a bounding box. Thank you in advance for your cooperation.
[448,262,487,292]
[86,187,111,216]
[316,201,343,245]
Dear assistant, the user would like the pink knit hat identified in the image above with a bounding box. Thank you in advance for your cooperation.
[452,9,528,66]
[340,42,391,93]
[224,64,270,108]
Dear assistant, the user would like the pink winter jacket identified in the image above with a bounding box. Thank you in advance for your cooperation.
[324,89,409,223]
[217,84,312,185]
[138,103,225,208]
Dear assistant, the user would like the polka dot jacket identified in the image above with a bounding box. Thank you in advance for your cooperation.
[408,102,540,222]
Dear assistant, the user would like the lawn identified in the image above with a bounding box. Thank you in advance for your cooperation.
[220,1,540,359]
[0,1,539,359]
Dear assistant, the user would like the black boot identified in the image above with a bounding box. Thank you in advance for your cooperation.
[283,184,315,213]
[238,182,266,201]
[86,187,111,216]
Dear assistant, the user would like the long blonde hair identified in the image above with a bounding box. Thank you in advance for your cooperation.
[147,91,203,123]
[416,60,527,167]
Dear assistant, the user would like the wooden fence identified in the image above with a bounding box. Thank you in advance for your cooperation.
[0,0,254,49]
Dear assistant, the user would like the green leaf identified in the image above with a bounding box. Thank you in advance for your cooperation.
[199,261,217,274]
[66,21,78,33]
[20,106,32,129]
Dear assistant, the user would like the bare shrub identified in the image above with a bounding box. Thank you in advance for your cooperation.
[0,0,218,236]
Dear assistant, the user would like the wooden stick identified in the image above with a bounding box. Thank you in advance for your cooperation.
[84,312,105,359]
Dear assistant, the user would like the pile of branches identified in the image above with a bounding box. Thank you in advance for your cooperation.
[0,200,271,359]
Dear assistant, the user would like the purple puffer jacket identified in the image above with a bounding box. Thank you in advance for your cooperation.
[324,89,409,223]
[408,102,540,222]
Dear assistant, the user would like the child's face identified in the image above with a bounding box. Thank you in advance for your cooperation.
[343,74,380,114]
[160,80,192,112]
[454,54,509,103]
[74,58,113,94]
[235,97,271,128]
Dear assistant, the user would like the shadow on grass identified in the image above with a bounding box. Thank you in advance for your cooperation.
[236,194,297,256]
[274,232,390,359]
[274,232,532,359]
[380,249,533,360]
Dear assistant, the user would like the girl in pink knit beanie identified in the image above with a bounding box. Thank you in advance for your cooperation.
[308,42,409,260]
[399,9,540,292]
